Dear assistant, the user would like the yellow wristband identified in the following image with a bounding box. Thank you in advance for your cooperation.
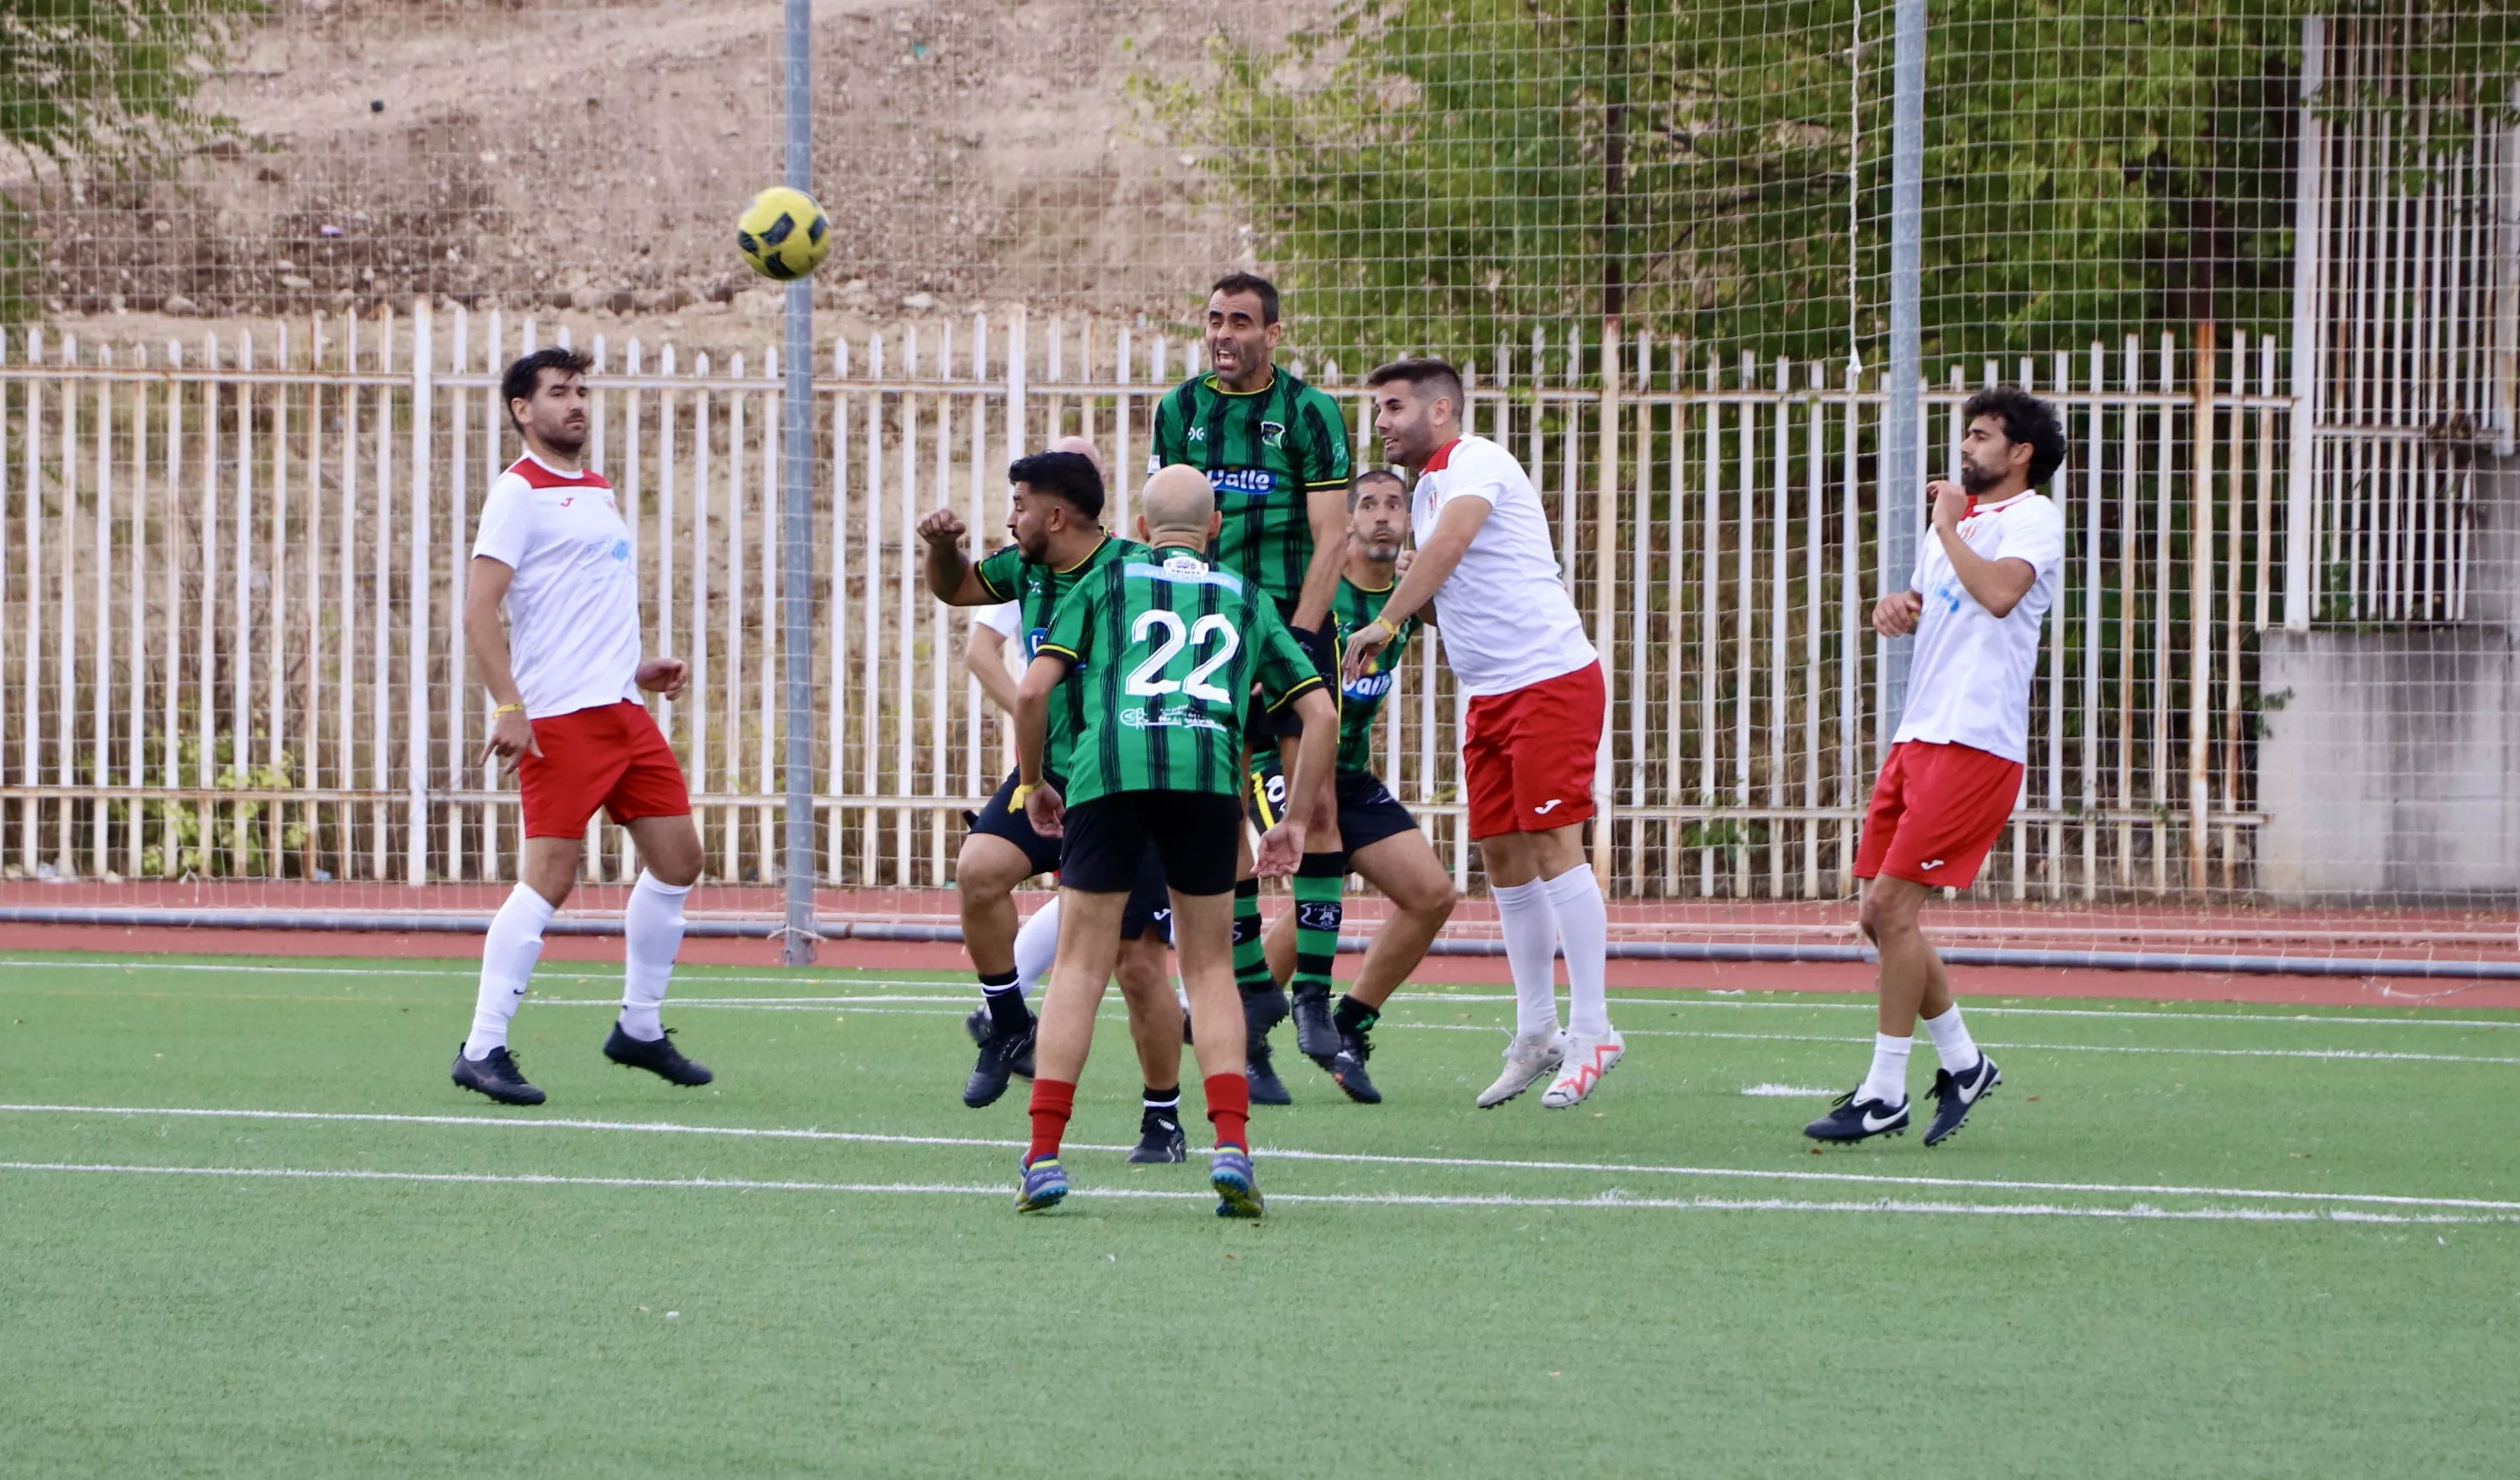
[1366,616,1398,643]
[492,702,525,717]
[1010,783,1036,809]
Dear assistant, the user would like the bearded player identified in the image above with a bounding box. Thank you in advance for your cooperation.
[920,448,1192,1163]
[1345,360,1619,1110]
[451,347,710,1106]
[1805,386,2066,1147]
[1010,465,1335,1217]
[1148,272,1354,1100]
[1247,470,1460,1103]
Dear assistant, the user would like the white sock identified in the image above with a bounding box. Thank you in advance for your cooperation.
[1542,864,1611,1037]
[1491,878,1561,1038]
[1012,897,1061,1000]
[619,871,691,1041]
[1859,1033,1913,1106]
[465,883,557,1060]
[1921,1005,1980,1074]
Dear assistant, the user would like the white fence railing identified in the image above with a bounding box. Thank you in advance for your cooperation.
[0,306,2395,901]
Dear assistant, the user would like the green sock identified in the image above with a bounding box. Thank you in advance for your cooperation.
[1232,878,1274,997]
[1290,856,1345,1001]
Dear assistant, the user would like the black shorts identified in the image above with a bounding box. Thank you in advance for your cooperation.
[1118,846,1173,944]
[1255,621,1339,743]
[1061,789,1242,897]
[967,768,1064,877]
[966,769,1170,941]
[1247,759,1420,860]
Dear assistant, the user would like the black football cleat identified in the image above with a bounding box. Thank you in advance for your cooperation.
[1246,1039,1293,1106]
[1291,984,1340,1068]
[967,1006,1036,1080]
[451,1044,546,1106]
[964,1015,1037,1109]
[1803,1090,1909,1143]
[1922,1054,2001,1147]
[1128,1105,1188,1163]
[1328,1021,1382,1105]
[603,1025,714,1087]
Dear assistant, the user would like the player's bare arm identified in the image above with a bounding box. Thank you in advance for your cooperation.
[1289,483,1350,632]
[1013,652,1068,835]
[964,624,1019,713]
[1927,480,2039,617]
[1255,687,1337,875]
[1342,495,1489,683]
[464,555,540,767]
[917,507,996,605]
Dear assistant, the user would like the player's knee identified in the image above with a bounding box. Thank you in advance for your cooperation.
[1857,892,1914,942]
[1400,878,1460,922]
[648,854,701,889]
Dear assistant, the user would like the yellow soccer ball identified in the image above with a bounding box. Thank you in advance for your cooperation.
[735,186,832,281]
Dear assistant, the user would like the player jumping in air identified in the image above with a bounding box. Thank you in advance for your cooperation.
[1246,470,1460,1103]
[1344,360,1618,1110]
[1149,272,1354,1103]
[452,347,710,1106]
[1807,386,2067,1147]
[1010,465,1336,1218]
[920,448,1191,1163]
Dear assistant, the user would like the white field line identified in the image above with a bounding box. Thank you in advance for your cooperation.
[8,1103,2517,1214]
[9,957,2517,1032]
[1741,1084,1836,1097]
[518,1000,2520,1065]
[2,1160,2511,1227]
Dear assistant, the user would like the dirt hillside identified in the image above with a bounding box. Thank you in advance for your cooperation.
[35,0,1331,355]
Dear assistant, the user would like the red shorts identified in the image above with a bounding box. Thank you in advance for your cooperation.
[1853,740,2023,889]
[1462,662,1605,841]
[518,701,692,839]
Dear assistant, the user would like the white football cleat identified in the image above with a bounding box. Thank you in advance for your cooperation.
[1540,1029,1625,1109]
[1475,1028,1567,1109]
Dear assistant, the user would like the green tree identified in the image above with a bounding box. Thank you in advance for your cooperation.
[1143,1,2518,366]
[0,0,257,320]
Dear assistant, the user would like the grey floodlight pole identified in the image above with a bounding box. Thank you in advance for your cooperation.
[1878,0,1927,736]
[779,0,818,965]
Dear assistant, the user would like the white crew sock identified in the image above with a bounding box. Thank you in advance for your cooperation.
[464,883,557,1060]
[1542,864,1611,1036]
[1012,897,1061,1000]
[1921,1005,1980,1074]
[1491,878,1562,1038]
[619,871,691,1041]
[1859,1033,1913,1106]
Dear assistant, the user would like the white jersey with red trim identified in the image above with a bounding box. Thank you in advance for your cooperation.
[471,453,644,720]
[1408,435,1596,698]
[1893,490,2067,764]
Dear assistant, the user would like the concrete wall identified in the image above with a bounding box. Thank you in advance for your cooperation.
[2257,455,2520,901]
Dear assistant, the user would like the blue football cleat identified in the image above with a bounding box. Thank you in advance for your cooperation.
[1015,1155,1068,1213]
[1209,1146,1264,1219]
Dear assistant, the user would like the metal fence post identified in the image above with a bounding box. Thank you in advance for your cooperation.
[779,0,819,962]
[1879,0,1926,735]
[2284,14,2327,632]
[407,301,433,886]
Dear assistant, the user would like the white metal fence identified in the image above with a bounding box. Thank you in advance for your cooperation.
[0,306,2428,902]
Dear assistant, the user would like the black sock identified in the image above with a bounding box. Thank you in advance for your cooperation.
[1333,993,1378,1035]
[979,969,1028,1029]
[1143,1086,1181,1119]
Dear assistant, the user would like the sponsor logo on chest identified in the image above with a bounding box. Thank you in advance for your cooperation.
[1211,468,1279,497]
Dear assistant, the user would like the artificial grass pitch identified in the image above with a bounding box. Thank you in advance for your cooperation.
[3,950,2515,1478]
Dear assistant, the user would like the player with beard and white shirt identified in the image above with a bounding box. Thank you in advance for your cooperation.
[1342,358,1620,1112]
[1806,386,2067,1148]
[451,347,709,1107]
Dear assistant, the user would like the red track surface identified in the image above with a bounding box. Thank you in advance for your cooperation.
[8,881,2517,1011]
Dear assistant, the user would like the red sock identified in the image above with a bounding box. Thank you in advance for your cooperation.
[1027,1078,1076,1163]
[1204,1071,1250,1152]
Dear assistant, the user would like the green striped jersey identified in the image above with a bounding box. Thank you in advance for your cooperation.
[973,534,1146,779]
[1148,370,1352,615]
[1328,572,1419,774]
[1037,545,1325,805]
